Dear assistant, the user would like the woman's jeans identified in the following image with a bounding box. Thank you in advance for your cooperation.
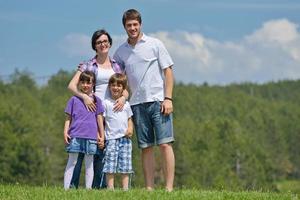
[70,150,106,189]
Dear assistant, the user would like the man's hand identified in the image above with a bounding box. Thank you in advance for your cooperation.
[161,99,173,115]
[113,96,126,111]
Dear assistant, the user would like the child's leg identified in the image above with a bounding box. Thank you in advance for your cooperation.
[64,153,78,189]
[106,173,115,189]
[121,174,129,191]
[70,152,84,188]
[84,154,94,189]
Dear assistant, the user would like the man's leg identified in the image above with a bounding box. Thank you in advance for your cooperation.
[70,152,84,188]
[142,146,155,190]
[159,143,175,191]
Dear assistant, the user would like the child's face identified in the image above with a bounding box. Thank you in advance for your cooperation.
[109,82,124,100]
[79,80,94,95]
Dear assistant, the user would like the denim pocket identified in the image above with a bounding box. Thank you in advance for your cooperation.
[87,139,97,154]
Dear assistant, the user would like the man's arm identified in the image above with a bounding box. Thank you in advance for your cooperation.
[161,66,174,115]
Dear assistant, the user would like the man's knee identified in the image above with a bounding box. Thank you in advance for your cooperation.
[159,143,172,151]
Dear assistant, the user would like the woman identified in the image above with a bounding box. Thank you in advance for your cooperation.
[67,29,128,189]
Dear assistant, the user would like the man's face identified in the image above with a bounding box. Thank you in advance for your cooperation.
[124,19,141,40]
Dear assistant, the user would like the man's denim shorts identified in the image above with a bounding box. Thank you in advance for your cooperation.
[131,101,174,149]
[65,137,98,155]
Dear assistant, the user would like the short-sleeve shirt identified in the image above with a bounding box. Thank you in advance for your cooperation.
[113,34,174,105]
[103,98,133,140]
[77,56,123,100]
[65,96,104,140]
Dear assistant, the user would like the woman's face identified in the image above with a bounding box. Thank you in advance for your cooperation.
[95,34,110,54]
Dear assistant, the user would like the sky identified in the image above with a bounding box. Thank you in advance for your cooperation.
[1,0,300,85]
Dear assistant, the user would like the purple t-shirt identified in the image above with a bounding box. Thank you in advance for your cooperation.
[64,95,104,140]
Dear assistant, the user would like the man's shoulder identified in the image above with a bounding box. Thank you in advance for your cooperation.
[144,34,161,43]
[115,41,128,51]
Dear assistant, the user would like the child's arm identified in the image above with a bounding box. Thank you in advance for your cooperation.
[125,117,134,138]
[97,114,105,149]
[63,114,71,144]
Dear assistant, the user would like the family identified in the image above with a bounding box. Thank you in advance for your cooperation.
[63,9,175,192]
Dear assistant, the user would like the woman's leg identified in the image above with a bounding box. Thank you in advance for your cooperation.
[64,153,78,190]
[92,150,106,188]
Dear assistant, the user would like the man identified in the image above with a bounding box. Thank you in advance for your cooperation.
[113,9,175,191]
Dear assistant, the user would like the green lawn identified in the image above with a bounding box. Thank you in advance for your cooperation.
[0,184,297,200]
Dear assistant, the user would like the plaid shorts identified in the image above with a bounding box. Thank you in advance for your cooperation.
[103,137,133,174]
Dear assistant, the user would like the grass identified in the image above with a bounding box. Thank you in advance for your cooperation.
[0,184,298,200]
[276,180,300,194]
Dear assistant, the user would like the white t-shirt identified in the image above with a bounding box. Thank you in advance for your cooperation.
[103,98,133,140]
[95,67,115,101]
[113,34,174,105]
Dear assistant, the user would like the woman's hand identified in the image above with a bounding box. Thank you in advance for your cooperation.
[83,94,96,112]
[113,96,126,111]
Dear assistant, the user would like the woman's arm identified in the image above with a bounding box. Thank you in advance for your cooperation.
[68,70,96,111]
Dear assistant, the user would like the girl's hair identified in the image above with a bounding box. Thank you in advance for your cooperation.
[79,71,96,84]
[122,9,142,27]
[108,73,127,89]
[91,29,113,51]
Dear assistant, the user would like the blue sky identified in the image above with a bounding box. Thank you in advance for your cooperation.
[1,0,300,85]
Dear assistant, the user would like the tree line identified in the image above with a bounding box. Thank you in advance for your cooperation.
[1,70,300,190]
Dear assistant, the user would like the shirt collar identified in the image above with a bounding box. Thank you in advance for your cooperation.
[126,33,146,47]
[91,56,117,64]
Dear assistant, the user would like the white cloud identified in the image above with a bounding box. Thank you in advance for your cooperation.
[246,19,298,44]
[58,33,93,57]
[151,19,300,85]
[59,19,300,85]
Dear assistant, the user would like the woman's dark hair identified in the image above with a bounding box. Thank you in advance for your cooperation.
[91,29,112,51]
[122,9,142,27]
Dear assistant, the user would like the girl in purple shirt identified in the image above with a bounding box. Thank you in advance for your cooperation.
[63,71,105,189]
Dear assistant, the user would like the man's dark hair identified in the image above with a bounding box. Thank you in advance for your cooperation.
[122,9,142,27]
